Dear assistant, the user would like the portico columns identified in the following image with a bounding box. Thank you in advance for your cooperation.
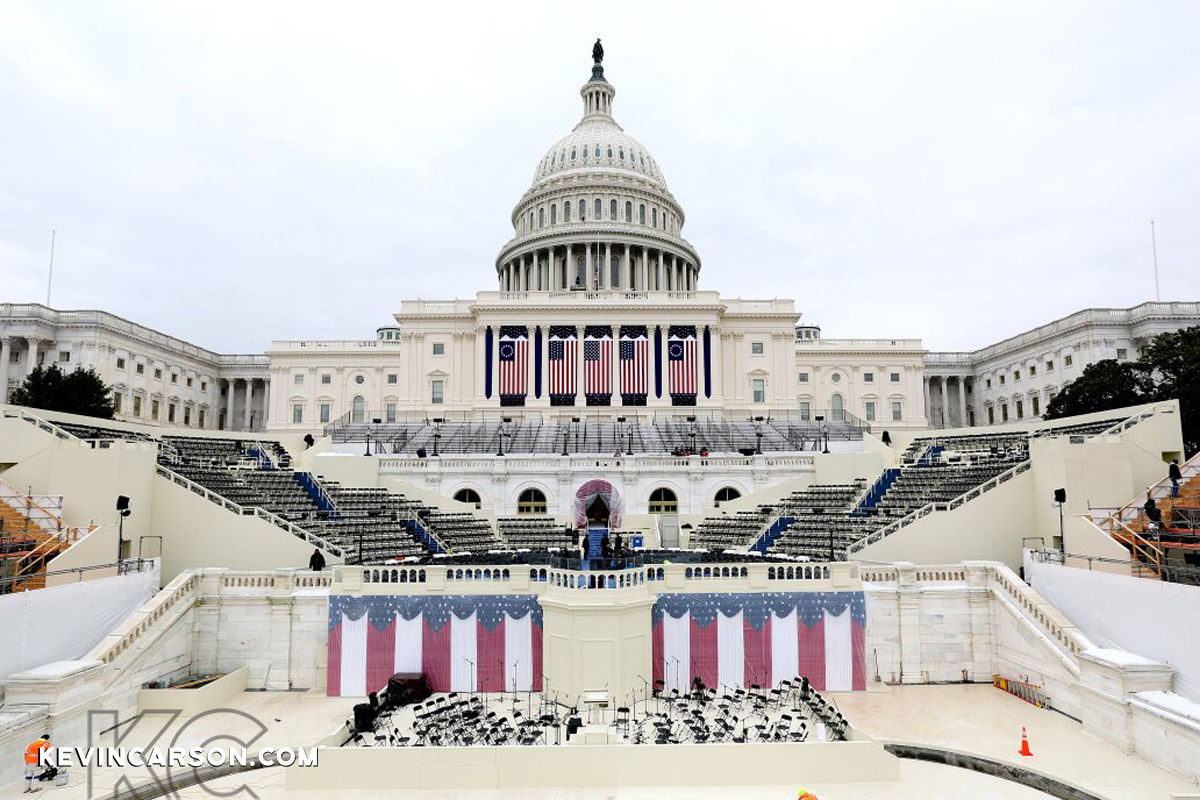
[958,379,969,427]
[639,247,648,291]
[27,337,41,371]
[585,242,593,290]
[657,250,664,290]
[623,244,632,290]
[0,338,11,403]
[923,377,932,427]
[244,378,254,431]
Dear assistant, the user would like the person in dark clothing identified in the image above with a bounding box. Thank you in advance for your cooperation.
[600,534,612,560]
[1143,496,1163,533]
[308,548,326,572]
[303,433,315,449]
[613,532,623,557]
[881,430,892,446]
[1169,459,1182,498]
[578,529,588,558]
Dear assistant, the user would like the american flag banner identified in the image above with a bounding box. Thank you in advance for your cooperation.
[619,325,648,404]
[584,325,613,405]
[497,326,528,405]
[548,325,577,406]
[668,325,697,405]
[327,594,543,697]
[651,592,866,693]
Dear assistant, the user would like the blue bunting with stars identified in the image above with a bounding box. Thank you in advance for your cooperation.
[652,591,866,630]
[328,594,543,633]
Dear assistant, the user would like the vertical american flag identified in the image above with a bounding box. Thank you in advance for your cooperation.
[498,326,528,400]
[668,325,697,401]
[548,326,577,402]
[620,325,648,400]
[584,327,612,398]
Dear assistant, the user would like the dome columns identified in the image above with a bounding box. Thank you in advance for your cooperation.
[496,242,698,294]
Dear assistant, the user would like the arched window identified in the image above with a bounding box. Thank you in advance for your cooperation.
[595,198,602,219]
[551,204,557,224]
[831,393,844,422]
[639,204,646,225]
[564,202,571,222]
[578,199,586,220]
[610,199,617,219]
[610,256,620,287]
[351,395,366,423]
[517,488,547,515]
[539,207,545,227]
[651,207,658,227]
[625,201,632,222]
[648,487,678,514]
[454,488,482,509]
[714,486,742,507]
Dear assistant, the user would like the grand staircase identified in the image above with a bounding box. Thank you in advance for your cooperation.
[0,478,90,592]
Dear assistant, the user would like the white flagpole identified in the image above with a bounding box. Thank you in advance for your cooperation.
[1151,220,1160,302]
[46,229,55,306]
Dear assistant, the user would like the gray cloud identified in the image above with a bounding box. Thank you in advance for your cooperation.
[1,1,1197,353]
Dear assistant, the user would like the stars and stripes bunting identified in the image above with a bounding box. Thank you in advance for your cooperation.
[651,591,866,692]
[497,326,528,404]
[668,325,697,404]
[327,594,543,696]
[620,325,648,403]
[548,325,577,405]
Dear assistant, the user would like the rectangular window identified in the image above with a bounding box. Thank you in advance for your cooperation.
[201,381,207,391]
[171,373,178,384]
[752,378,765,403]
[865,401,876,422]
[1029,364,1037,377]
[863,372,874,383]
[133,396,142,416]
[293,374,304,385]
[1046,360,1054,372]
[988,406,995,425]
[386,402,397,423]
[58,351,70,362]
[319,403,331,424]
[387,374,398,385]
[798,372,809,383]
[1032,396,1040,416]
[799,402,811,422]
[10,351,20,363]
[186,377,193,388]
[890,372,900,382]
[751,342,764,355]
[431,380,444,405]
[1117,348,1127,360]
[168,404,176,423]
[292,404,303,424]
[1001,403,1009,422]
[1016,399,1024,419]
[1065,355,1073,367]
[112,391,122,413]
[1013,370,1020,381]
[136,362,145,375]
[184,407,191,426]
[999,375,1006,385]
[116,357,126,370]
[985,379,992,389]
[891,401,902,422]
[433,342,445,355]
[152,399,160,420]
[198,409,205,428]
[320,374,331,385]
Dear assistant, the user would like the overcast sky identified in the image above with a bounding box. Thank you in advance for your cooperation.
[2,1,1198,354]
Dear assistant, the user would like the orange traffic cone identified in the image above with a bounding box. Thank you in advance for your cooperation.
[1018,726,1033,757]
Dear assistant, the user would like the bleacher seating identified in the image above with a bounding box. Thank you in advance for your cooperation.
[498,517,574,550]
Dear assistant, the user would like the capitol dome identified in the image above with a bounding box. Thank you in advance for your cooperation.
[494,45,701,294]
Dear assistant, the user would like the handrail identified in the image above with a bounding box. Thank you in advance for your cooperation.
[1,556,149,593]
[1092,402,1173,439]
[4,406,79,442]
[154,464,345,559]
[846,460,1032,553]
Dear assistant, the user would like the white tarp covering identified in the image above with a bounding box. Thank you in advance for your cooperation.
[1026,556,1200,703]
[0,565,159,681]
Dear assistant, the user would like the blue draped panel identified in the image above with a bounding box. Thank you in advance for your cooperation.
[484,326,493,400]
[654,325,662,399]
[534,326,542,399]
[703,325,712,398]
[329,594,543,633]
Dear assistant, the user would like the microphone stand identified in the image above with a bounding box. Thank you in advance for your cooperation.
[462,657,476,710]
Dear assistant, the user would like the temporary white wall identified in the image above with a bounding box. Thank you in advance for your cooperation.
[1026,557,1200,703]
[0,564,159,681]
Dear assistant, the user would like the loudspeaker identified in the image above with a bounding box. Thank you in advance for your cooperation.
[352,702,376,732]
[1053,488,1067,504]
[416,447,427,458]
[116,496,130,512]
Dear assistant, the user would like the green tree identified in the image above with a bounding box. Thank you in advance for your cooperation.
[9,364,116,419]
[1137,325,1200,456]
[1043,359,1149,421]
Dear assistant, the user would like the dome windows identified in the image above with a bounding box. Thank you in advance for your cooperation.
[551,204,557,225]
[594,198,601,219]
[607,146,613,158]
[625,201,632,222]
[559,151,565,164]
[651,207,657,227]
[619,147,625,160]
[639,204,646,224]
[578,199,586,221]
[570,147,576,161]
[539,207,545,227]
[564,202,571,222]
[594,146,600,158]
[610,199,617,220]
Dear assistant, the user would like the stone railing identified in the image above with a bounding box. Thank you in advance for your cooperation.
[378,453,815,472]
[989,563,1093,660]
[155,465,346,558]
[87,570,200,667]
[846,460,1032,554]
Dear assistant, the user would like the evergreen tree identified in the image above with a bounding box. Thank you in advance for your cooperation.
[9,364,116,419]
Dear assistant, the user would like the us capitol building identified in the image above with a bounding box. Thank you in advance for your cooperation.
[2,48,1198,436]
